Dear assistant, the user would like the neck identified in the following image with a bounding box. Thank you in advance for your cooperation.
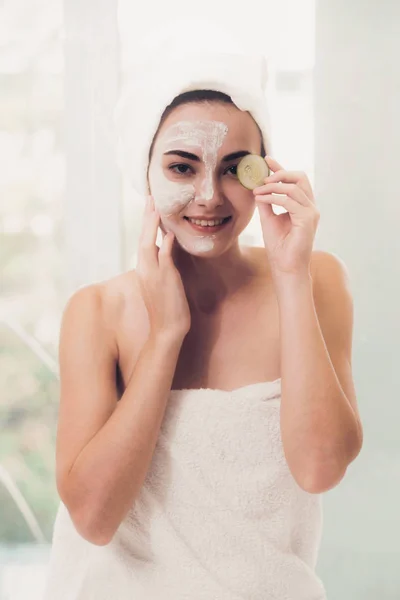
[172,240,258,313]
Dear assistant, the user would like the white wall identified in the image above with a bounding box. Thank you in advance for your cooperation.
[314,1,400,597]
[63,0,122,297]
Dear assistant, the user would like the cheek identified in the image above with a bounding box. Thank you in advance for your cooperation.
[223,177,255,206]
[149,164,195,216]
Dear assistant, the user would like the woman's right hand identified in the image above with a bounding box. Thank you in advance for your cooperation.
[136,195,191,340]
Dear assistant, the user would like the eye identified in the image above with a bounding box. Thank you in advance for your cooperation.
[224,164,238,176]
[168,163,194,175]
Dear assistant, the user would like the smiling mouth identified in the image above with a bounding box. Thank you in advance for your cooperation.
[183,216,232,231]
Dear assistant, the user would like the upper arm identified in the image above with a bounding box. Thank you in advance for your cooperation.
[312,251,363,447]
[56,284,119,502]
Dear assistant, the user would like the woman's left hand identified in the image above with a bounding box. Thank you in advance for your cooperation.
[253,156,320,277]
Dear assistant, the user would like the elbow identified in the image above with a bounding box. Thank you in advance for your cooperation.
[72,504,116,546]
[78,519,114,546]
[296,429,364,494]
[58,481,116,546]
[297,462,347,494]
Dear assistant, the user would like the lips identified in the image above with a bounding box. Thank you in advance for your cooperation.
[184,216,231,221]
[184,216,232,232]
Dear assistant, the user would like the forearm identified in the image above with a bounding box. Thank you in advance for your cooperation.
[66,332,184,544]
[275,271,360,492]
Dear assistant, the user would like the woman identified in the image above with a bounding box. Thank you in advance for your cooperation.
[43,39,363,600]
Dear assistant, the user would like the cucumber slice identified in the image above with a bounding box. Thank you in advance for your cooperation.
[237,154,270,190]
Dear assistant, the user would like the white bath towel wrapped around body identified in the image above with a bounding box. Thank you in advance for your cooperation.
[43,380,327,599]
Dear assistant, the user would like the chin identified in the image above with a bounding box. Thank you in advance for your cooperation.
[177,233,238,258]
[160,214,242,255]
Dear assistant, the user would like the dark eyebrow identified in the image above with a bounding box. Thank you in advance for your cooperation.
[163,150,201,161]
[163,150,251,162]
[221,150,251,163]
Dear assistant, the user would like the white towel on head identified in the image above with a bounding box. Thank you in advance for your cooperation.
[113,19,273,197]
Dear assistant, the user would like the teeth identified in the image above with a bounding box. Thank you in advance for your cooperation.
[188,218,226,226]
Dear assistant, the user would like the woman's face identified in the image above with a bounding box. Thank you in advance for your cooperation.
[147,101,263,255]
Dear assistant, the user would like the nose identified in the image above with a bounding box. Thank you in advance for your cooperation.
[193,172,223,209]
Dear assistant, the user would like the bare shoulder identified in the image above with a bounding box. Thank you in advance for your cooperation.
[310,250,352,295]
[310,249,350,273]
[250,246,352,302]
[249,246,343,282]
[64,271,141,354]
[98,268,142,323]
[99,270,140,312]
[308,250,355,344]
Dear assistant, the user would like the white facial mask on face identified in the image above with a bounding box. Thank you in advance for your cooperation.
[148,120,229,253]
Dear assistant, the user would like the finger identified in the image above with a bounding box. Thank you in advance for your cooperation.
[264,170,305,183]
[158,231,175,266]
[139,196,160,245]
[138,195,161,266]
[262,169,313,199]
[253,183,310,206]
[158,228,168,253]
[255,194,301,214]
[256,200,275,223]
[264,156,285,172]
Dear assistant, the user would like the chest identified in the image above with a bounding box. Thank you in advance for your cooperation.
[116,279,281,394]
[174,284,282,390]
